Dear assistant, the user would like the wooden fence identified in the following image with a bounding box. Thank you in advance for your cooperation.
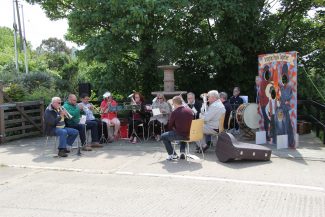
[0,81,45,144]
[298,99,325,144]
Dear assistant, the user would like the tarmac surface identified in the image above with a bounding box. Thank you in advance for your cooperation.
[0,133,325,217]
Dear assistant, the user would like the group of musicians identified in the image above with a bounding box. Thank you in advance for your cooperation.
[44,88,244,158]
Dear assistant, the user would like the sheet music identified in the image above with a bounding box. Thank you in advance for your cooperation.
[152,108,161,116]
[79,115,87,124]
[191,106,197,114]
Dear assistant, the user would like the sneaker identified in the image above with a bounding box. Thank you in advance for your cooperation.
[58,149,68,157]
[166,154,179,161]
[197,144,209,153]
[64,148,70,153]
[180,152,186,160]
[155,135,161,141]
[91,142,103,148]
[132,137,137,144]
[107,137,114,143]
[82,145,92,151]
[129,136,134,142]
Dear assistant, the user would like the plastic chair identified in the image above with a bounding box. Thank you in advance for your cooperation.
[172,119,204,160]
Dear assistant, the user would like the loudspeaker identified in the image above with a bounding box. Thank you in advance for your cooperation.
[79,83,91,97]
[215,132,272,162]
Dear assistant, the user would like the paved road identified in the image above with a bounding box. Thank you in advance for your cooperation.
[0,134,325,217]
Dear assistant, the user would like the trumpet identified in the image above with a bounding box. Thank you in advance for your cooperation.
[93,105,102,114]
[60,106,73,119]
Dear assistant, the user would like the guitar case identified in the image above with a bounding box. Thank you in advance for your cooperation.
[215,132,272,163]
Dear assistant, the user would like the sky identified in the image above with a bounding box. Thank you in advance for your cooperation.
[0,0,76,49]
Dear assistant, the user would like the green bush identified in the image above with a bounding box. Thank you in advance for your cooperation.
[24,86,58,105]
[0,62,18,82]
[20,72,53,92]
[4,83,26,102]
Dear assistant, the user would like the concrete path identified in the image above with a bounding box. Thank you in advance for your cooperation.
[0,133,325,217]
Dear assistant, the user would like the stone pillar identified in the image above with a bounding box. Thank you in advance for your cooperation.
[158,65,180,92]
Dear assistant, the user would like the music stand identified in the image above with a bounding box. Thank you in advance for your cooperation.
[129,105,142,142]
[99,121,108,144]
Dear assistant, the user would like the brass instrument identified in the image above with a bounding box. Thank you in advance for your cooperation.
[200,93,208,114]
[128,93,136,105]
[60,106,73,119]
[93,105,102,114]
[103,103,111,114]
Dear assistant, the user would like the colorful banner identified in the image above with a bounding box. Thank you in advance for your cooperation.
[257,51,297,148]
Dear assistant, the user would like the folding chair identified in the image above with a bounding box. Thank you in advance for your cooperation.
[173,119,204,160]
[45,135,58,154]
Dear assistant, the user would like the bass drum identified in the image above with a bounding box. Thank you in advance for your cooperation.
[236,103,260,129]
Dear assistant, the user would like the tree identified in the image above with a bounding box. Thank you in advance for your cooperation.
[26,0,324,100]
[37,37,71,54]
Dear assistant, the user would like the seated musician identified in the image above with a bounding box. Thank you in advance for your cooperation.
[78,93,105,146]
[187,92,202,119]
[219,92,232,130]
[128,92,146,144]
[64,94,101,151]
[229,86,244,134]
[100,91,121,142]
[44,97,79,157]
[199,90,225,153]
[149,93,171,141]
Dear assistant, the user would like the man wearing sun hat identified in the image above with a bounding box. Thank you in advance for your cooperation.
[100,91,121,142]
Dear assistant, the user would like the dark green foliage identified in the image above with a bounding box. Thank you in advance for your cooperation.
[4,83,26,102]
[20,72,53,92]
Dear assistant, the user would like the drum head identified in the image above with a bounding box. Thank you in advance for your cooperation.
[243,103,260,129]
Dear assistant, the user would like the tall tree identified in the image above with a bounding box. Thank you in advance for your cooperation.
[26,0,324,100]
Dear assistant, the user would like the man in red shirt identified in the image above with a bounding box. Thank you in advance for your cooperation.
[161,96,193,160]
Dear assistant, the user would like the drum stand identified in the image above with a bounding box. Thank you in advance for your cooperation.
[99,121,108,144]
[240,127,255,139]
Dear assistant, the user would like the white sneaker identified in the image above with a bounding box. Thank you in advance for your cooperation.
[166,154,179,161]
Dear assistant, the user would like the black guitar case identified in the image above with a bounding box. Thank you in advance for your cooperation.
[215,132,272,163]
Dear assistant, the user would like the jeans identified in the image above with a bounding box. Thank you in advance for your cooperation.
[67,122,99,145]
[54,127,79,149]
[161,131,187,155]
[85,120,99,142]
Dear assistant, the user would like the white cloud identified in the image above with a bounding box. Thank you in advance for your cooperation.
[0,0,76,49]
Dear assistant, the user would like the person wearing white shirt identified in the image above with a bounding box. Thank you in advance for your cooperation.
[199,90,225,152]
